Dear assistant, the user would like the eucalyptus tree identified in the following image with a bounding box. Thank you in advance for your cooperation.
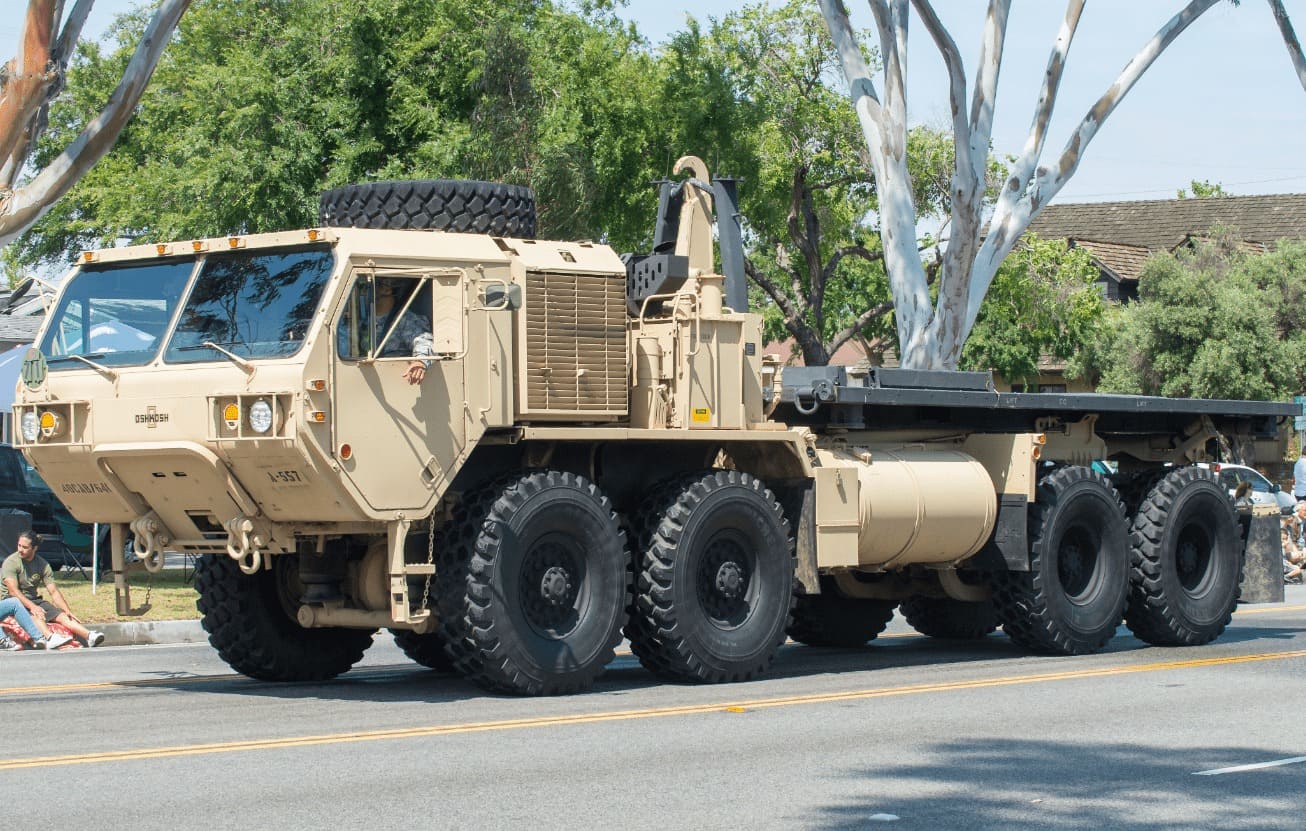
[0,0,190,249]
[817,1,1296,370]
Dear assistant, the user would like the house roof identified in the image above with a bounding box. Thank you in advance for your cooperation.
[1027,193,1306,249]
[0,316,42,342]
[1025,193,1306,282]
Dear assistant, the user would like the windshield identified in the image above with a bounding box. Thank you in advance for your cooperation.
[39,259,196,368]
[164,247,333,363]
[1219,467,1271,492]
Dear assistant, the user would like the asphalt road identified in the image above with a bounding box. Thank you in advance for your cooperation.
[3,589,1304,830]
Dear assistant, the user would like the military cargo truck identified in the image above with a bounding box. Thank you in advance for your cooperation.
[12,158,1295,694]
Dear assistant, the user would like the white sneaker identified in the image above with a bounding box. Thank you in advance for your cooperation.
[86,631,105,648]
[46,632,73,650]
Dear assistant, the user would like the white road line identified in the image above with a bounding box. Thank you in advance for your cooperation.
[1194,756,1306,776]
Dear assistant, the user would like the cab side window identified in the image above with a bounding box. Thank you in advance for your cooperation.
[336,276,372,361]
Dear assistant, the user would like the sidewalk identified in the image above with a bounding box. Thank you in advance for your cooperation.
[94,583,1305,648]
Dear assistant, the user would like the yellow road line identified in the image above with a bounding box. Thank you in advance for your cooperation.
[1,606,1298,698]
[1235,603,1306,616]
[2,648,1303,771]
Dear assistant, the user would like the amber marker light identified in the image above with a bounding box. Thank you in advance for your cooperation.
[156,244,169,256]
[307,229,321,242]
[82,251,96,263]
[339,444,352,460]
[306,379,327,392]
[192,240,207,252]
[38,410,64,439]
[309,410,327,423]
[228,236,244,249]
[222,402,240,430]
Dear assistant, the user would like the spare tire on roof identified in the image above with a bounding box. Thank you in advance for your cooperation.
[318,179,536,237]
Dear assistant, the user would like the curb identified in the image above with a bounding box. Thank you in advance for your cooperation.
[99,619,206,647]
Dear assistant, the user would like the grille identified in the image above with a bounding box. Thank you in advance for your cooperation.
[523,271,627,417]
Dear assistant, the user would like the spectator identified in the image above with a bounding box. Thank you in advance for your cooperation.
[1295,443,1306,503]
[1284,524,1304,584]
[0,531,104,647]
[0,596,71,650]
[1287,501,1306,551]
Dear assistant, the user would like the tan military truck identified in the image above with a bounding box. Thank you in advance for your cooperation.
[12,158,1294,694]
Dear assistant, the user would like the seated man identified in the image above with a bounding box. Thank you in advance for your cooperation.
[0,596,71,650]
[1,531,103,647]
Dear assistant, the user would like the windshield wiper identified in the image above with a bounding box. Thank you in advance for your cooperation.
[178,341,256,376]
[47,352,107,363]
[51,353,119,381]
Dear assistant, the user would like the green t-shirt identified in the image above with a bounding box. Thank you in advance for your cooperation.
[0,551,52,601]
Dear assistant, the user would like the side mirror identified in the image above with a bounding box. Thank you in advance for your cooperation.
[483,283,522,310]
[1272,483,1282,494]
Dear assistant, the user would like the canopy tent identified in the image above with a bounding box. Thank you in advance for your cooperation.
[0,344,29,442]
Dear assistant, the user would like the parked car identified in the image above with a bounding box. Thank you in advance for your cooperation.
[1203,462,1296,515]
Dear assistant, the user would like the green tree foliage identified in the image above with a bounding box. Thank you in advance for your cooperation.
[960,235,1104,387]
[1176,179,1230,198]
[15,0,665,265]
[1089,234,1301,400]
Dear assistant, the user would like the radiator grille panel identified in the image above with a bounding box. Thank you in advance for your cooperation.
[524,272,627,415]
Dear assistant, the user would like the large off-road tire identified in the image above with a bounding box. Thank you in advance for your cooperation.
[626,470,795,683]
[787,576,896,647]
[195,554,374,682]
[1124,467,1243,646]
[319,179,536,237]
[390,629,455,672]
[1109,470,1168,518]
[435,470,628,696]
[899,596,999,640]
[992,466,1130,655]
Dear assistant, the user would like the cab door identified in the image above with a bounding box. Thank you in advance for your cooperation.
[330,267,468,514]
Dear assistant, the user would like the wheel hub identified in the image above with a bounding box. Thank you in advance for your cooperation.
[698,537,753,625]
[540,566,573,606]
[715,561,744,599]
[519,540,582,636]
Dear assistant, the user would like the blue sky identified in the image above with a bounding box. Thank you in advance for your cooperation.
[5,0,1306,205]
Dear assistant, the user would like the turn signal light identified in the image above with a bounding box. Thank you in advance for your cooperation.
[309,410,327,423]
[222,402,240,430]
[306,379,326,392]
[38,410,65,439]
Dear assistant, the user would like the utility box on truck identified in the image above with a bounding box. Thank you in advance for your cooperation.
[12,159,1296,694]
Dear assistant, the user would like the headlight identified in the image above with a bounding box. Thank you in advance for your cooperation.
[20,411,38,443]
[248,399,273,434]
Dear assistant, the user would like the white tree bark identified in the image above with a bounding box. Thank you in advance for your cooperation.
[1269,0,1306,92]
[819,0,1232,369]
[0,0,191,250]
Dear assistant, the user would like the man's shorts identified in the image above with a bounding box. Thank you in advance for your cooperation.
[32,600,65,621]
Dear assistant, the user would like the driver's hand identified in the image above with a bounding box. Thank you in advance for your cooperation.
[404,362,426,385]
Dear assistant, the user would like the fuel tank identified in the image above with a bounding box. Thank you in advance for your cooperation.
[814,446,997,567]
